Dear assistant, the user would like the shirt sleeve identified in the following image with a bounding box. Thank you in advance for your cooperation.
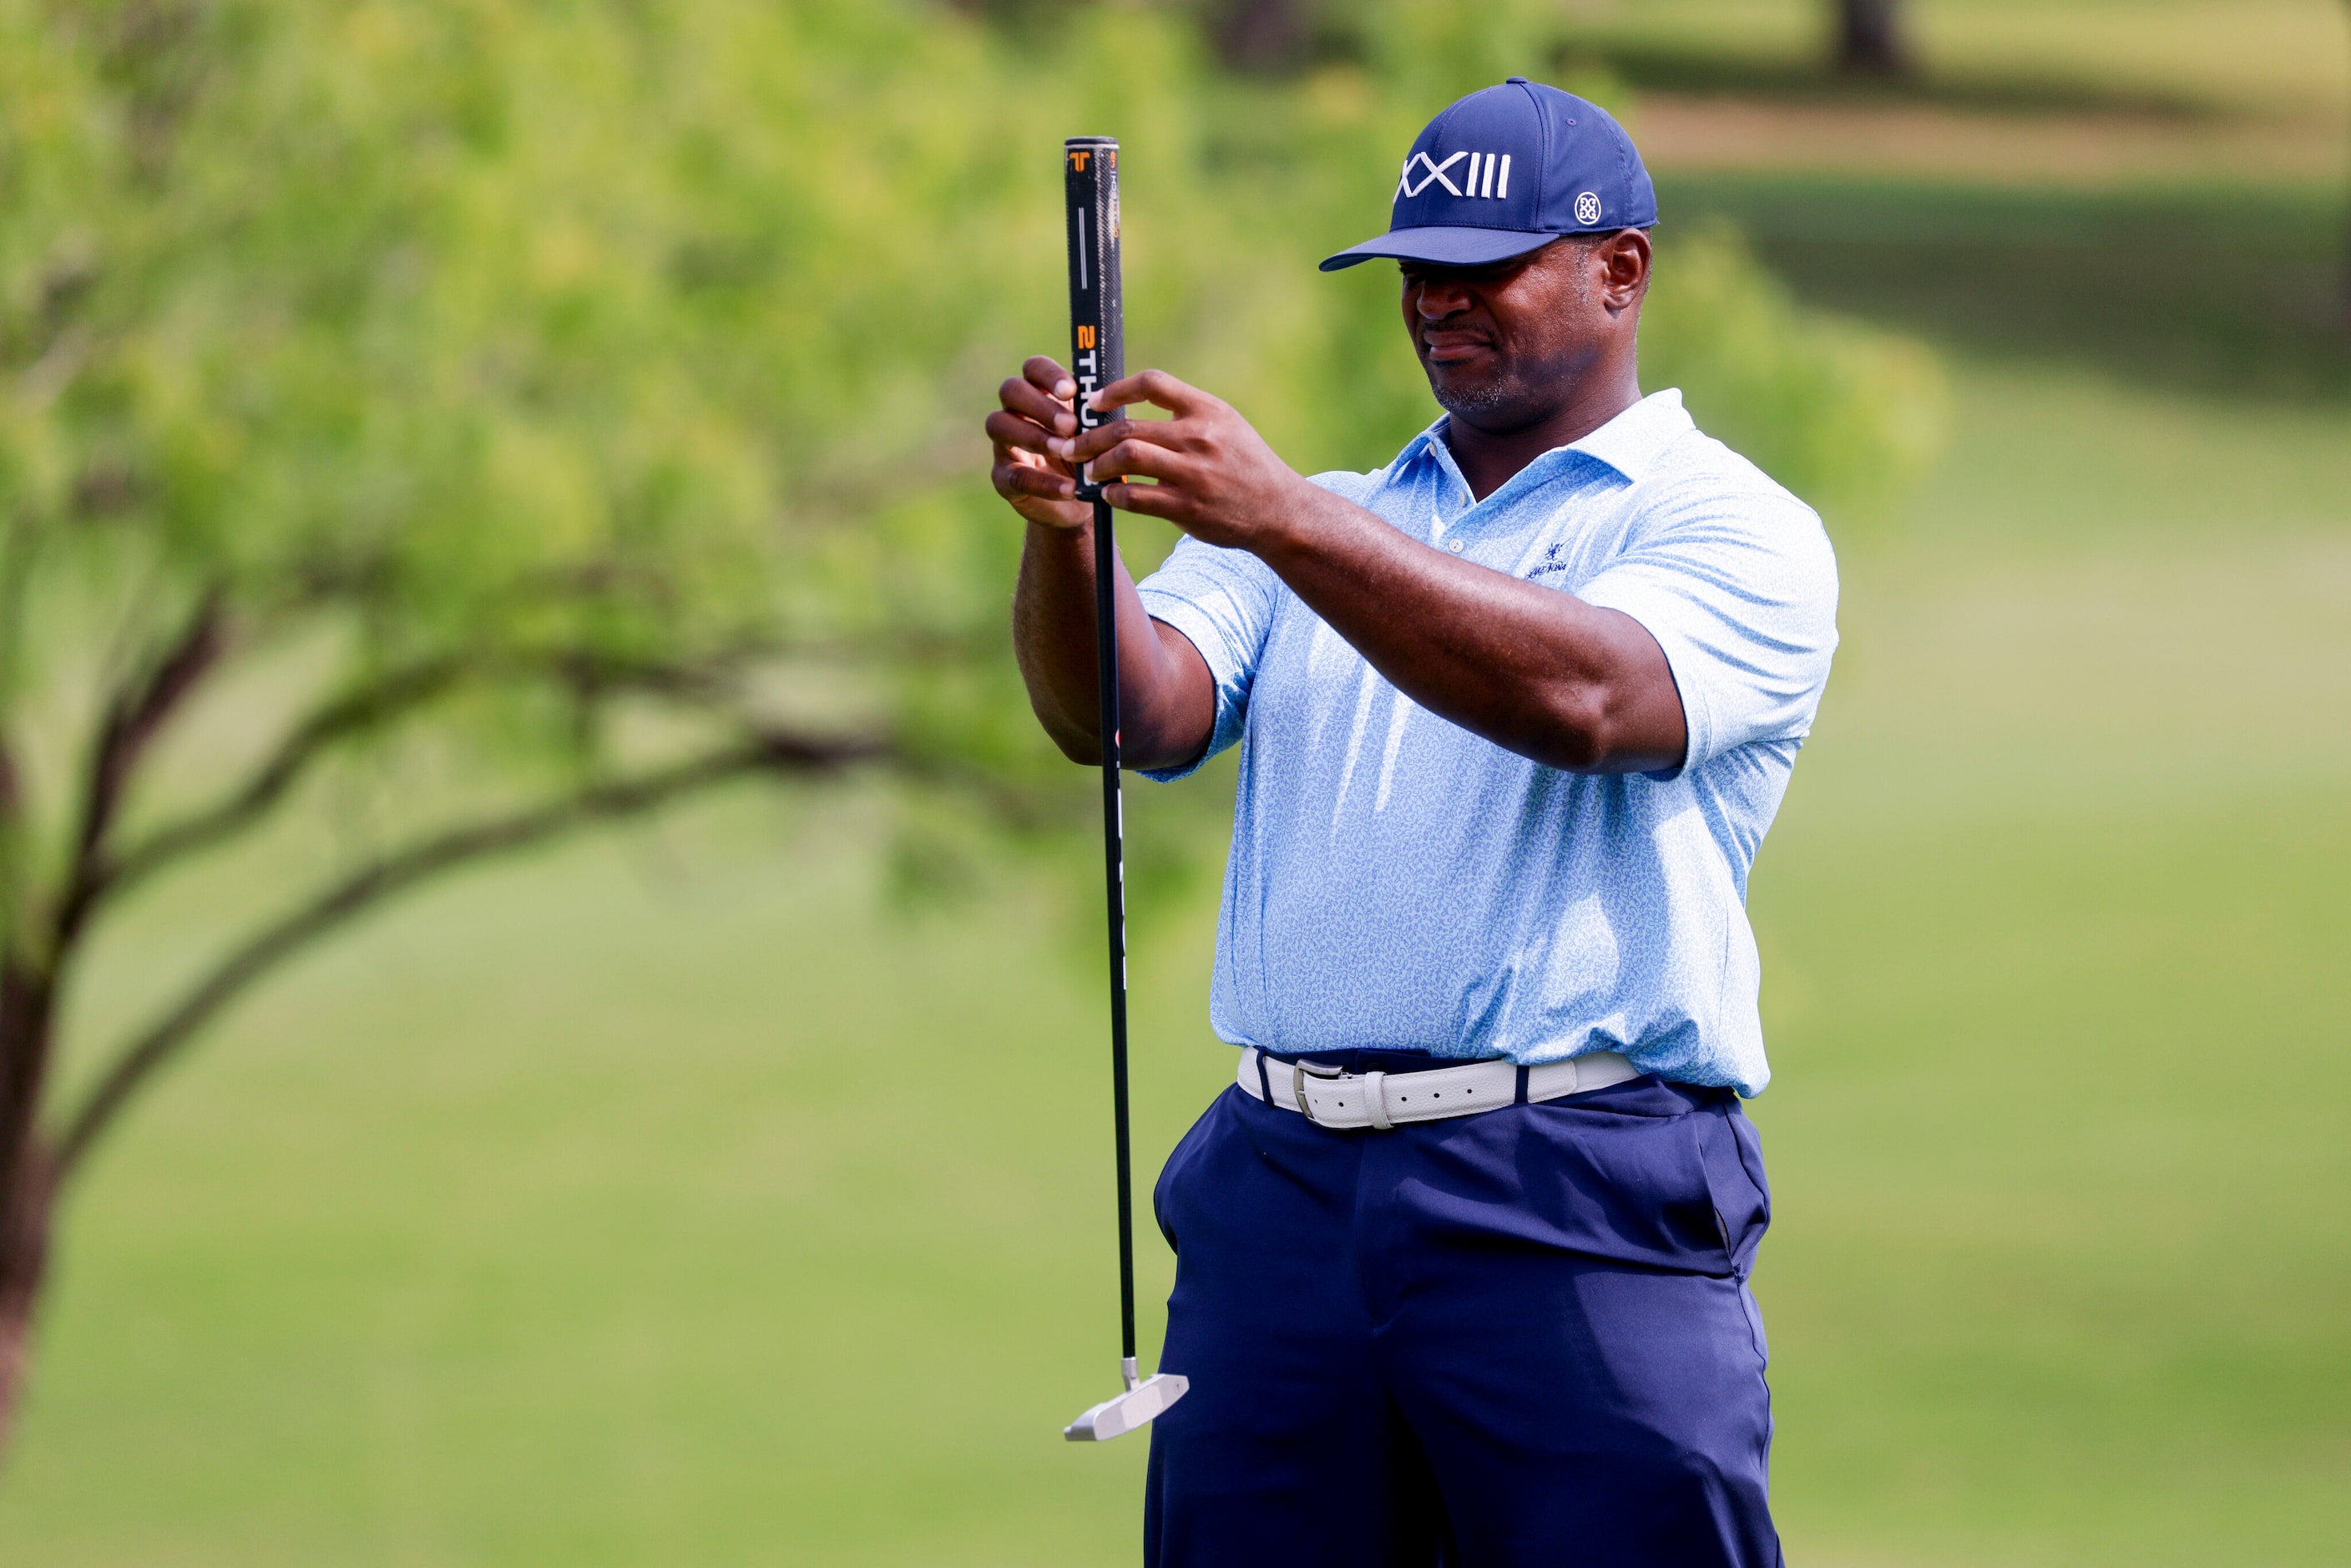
[1575,474,1841,777]
[1134,533,1283,782]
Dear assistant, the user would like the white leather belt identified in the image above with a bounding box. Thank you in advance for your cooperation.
[1236,1046,1642,1130]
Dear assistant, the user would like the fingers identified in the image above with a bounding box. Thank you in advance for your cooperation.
[983,357,1093,530]
[985,407,1068,460]
[996,371,1076,439]
[1057,414,1206,467]
[1101,479,1186,521]
[1023,356,1078,399]
[992,442,1076,502]
[1089,367,1215,419]
[996,462,1076,503]
[1074,436,1191,487]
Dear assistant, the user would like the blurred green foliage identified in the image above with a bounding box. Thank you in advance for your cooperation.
[2,0,1037,808]
[0,0,1949,1036]
[1644,221,1950,521]
[0,0,1945,1015]
[1076,3,1949,522]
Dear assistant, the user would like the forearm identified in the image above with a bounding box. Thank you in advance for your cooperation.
[1012,516,1213,771]
[1254,490,1685,774]
[1050,367,1680,773]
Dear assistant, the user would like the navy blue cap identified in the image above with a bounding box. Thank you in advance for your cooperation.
[1320,78,1657,271]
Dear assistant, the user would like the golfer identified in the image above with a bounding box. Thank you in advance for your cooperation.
[988,80,1835,1567]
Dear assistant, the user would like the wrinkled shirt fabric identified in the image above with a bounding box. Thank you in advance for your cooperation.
[1135,389,1838,1095]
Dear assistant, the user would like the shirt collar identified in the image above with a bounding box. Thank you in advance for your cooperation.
[1565,388,1692,483]
[1388,387,1694,490]
[1388,417,1450,479]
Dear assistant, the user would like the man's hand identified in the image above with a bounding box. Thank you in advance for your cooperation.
[1053,370,1318,551]
[986,356,1089,531]
[993,357,1221,771]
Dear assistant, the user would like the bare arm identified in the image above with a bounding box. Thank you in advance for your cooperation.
[1059,371,1686,774]
[989,357,1215,771]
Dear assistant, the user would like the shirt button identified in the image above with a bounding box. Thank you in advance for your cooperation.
[1446,539,1464,554]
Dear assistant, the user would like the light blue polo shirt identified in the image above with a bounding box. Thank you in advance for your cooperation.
[1135,389,1838,1095]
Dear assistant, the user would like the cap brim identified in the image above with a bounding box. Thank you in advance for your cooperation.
[1317,225,1563,273]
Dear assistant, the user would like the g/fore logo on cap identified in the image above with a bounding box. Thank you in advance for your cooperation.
[1398,149,1514,200]
[1574,191,1601,225]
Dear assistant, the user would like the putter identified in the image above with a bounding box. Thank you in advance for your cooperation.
[1060,134,1188,1444]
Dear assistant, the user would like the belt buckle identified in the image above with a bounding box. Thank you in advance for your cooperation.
[1292,1059,1345,1126]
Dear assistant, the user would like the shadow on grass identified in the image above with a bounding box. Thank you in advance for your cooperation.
[1575,45,2242,124]
[1658,175,2351,401]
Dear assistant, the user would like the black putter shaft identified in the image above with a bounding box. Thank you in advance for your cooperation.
[1058,136,1187,1446]
[1064,135,1137,1381]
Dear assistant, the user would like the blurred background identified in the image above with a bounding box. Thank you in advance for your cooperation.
[0,1,2345,1563]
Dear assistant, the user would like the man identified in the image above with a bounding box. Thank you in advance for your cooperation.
[987,80,1836,1567]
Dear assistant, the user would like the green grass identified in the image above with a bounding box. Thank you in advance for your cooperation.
[1752,363,2351,1564]
[1570,0,2351,119]
[1661,174,2351,401]
[7,796,1217,1565]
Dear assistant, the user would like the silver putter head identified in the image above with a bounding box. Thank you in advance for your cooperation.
[1064,1358,1189,1442]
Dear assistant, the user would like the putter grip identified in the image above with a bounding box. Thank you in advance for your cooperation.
[1063,138,1123,499]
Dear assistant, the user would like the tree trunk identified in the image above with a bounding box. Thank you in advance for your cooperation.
[0,959,57,1459]
[1837,0,1911,77]
[1201,0,1315,75]
[0,1141,53,1456]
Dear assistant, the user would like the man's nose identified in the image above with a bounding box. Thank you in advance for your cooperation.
[1413,280,1474,321]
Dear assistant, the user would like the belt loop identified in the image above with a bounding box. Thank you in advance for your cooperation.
[1255,1050,1273,1105]
[1514,1065,1529,1105]
[1363,1070,1392,1130]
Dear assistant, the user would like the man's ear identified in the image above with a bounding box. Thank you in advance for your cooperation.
[1597,230,1651,311]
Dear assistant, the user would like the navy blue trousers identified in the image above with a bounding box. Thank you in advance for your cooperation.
[1144,1050,1781,1568]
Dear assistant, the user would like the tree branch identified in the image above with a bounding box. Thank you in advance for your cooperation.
[49,728,889,1182]
[103,646,762,905]
[53,592,227,954]
[103,656,469,902]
